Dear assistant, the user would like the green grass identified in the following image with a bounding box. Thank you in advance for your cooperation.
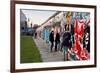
[20,36,42,63]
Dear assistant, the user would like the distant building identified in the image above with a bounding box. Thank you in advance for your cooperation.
[20,10,27,29]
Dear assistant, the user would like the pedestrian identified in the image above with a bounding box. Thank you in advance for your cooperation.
[62,31,72,61]
[35,32,37,38]
[55,31,60,52]
[49,31,54,52]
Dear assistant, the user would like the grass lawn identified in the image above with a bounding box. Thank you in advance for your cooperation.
[20,36,42,63]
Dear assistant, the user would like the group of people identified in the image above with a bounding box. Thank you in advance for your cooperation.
[49,29,72,61]
[49,29,72,51]
[49,31,60,52]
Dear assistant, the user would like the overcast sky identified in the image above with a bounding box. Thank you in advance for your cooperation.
[21,9,57,25]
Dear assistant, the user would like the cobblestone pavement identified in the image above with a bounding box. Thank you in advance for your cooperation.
[33,37,64,62]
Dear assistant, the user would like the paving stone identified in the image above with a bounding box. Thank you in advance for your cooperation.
[33,37,64,62]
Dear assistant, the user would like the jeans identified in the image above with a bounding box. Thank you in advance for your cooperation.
[50,42,53,52]
[55,41,60,51]
[63,46,68,61]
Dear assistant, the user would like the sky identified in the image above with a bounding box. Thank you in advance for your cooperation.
[21,9,57,26]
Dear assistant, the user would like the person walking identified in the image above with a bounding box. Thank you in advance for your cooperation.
[34,32,37,39]
[49,31,54,52]
[62,31,72,61]
[55,32,60,52]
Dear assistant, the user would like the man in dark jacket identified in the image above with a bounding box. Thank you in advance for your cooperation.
[55,32,60,51]
[49,31,54,52]
[62,31,72,61]
[62,31,71,48]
